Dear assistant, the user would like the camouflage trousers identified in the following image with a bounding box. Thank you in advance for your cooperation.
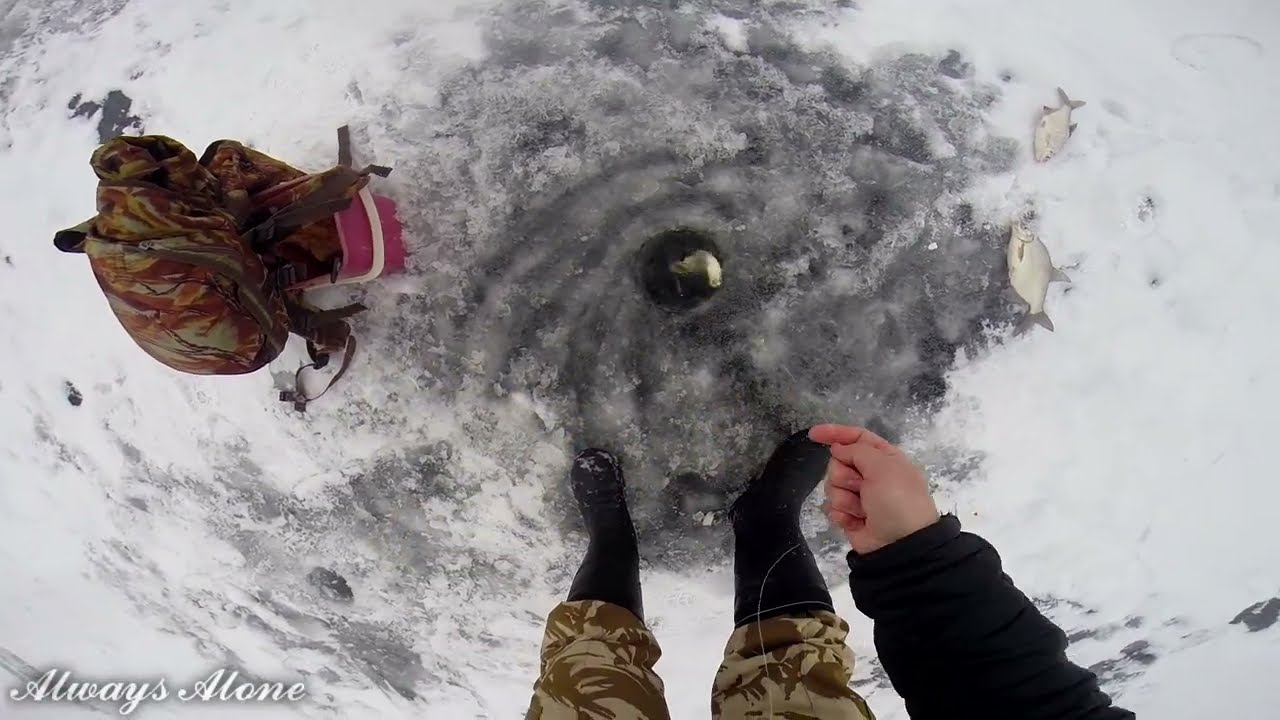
[527,601,874,720]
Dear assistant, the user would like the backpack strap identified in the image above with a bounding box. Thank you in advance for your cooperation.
[336,124,393,177]
[282,297,367,335]
[244,171,364,253]
[276,293,367,411]
[279,336,358,413]
[245,126,392,253]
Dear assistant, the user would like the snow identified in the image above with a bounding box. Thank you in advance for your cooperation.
[2,0,1279,718]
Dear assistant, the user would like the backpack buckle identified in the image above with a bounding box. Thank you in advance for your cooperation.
[248,219,278,254]
[306,341,331,370]
[278,389,308,413]
[274,264,299,292]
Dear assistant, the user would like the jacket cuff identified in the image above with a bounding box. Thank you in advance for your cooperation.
[846,514,962,575]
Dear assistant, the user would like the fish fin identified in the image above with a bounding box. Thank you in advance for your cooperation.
[1015,312,1055,335]
[1051,267,1071,283]
[1069,123,1078,136]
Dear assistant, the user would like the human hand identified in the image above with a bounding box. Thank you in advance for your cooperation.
[809,424,941,554]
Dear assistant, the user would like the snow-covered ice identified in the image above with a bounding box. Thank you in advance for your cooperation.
[2,0,1278,717]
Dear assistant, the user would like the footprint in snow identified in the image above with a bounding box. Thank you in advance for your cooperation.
[1170,33,1264,74]
[307,567,354,602]
[1101,99,1128,120]
[64,381,83,407]
[1136,195,1157,223]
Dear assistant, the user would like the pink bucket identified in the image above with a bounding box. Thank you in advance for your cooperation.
[295,188,406,288]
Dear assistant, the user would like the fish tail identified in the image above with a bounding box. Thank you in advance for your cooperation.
[1014,312,1056,335]
[1058,86,1086,109]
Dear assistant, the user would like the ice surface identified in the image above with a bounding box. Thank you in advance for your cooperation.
[2,0,1279,717]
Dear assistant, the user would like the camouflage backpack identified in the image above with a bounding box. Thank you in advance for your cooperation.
[54,126,391,411]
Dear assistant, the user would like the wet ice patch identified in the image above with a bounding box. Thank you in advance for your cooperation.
[361,0,1017,564]
[0,0,132,57]
[67,89,143,142]
[1231,598,1280,633]
[92,434,464,709]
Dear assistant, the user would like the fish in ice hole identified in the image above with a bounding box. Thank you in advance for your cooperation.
[1007,220,1070,334]
[671,250,723,288]
[1034,87,1086,162]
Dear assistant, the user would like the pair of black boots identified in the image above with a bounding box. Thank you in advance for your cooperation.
[566,430,833,626]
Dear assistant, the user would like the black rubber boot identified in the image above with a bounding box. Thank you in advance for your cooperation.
[729,429,834,627]
[565,448,644,622]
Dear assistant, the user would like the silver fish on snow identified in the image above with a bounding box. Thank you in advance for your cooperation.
[1007,220,1070,333]
[671,250,723,288]
[1033,87,1086,162]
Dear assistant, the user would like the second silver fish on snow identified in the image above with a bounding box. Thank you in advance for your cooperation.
[1007,220,1070,334]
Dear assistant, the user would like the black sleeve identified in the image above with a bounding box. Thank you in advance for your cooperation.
[848,515,1134,720]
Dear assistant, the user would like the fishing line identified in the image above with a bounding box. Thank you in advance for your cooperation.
[750,541,837,718]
